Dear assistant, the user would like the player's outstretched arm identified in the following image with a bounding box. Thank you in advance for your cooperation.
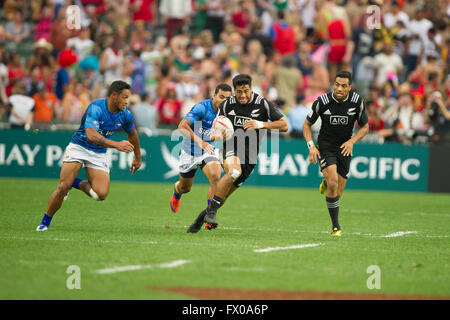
[302,119,321,164]
[86,128,134,152]
[127,128,142,175]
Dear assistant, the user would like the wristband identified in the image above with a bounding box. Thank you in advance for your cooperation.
[307,140,314,149]
[255,120,264,129]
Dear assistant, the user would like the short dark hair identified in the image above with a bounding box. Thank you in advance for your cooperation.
[232,74,252,88]
[214,83,232,94]
[107,80,131,97]
[335,70,352,84]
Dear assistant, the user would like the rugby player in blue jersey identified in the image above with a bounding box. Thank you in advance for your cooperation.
[169,84,232,223]
[36,80,142,231]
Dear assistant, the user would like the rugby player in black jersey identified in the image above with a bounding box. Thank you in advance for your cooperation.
[302,71,369,236]
[187,74,289,233]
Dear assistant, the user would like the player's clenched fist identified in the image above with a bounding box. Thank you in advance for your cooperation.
[116,140,134,152]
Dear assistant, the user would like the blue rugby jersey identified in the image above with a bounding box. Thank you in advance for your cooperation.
[182,98,218,156]
[71,98,135,153]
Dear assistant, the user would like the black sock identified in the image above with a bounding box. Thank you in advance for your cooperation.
[326,196,340,229]
[207,195,223,213]
[196,209,207,223]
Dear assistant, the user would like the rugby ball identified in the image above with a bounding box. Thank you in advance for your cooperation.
[212,115,234,141]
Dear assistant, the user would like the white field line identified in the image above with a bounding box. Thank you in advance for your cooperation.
[94,259,191,274]
[380,231,418,238]
[0,236,157,245]
[253,243,323,253]
[228,267,265,272]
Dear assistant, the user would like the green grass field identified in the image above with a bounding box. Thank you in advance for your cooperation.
[0,177,449,299]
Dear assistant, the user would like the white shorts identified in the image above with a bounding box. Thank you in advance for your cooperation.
[63,143,110,173]
[179,149,220,177]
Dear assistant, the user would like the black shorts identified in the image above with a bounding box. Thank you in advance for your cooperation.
[318,147,351,179]
[233,163,256,187]
[221,148,256,188]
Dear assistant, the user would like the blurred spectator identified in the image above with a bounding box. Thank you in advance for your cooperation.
[325,5,352,84]
[423,27,441,64]
[287,96,309,138]
[4,11,30,51]
[140,36,168,99]
[243,18,274,59]
[354,56,374,99]
[8,81,35,129]
[99,37,125,86]
[383,1,409,29]
[204,0,226,42]
[130,0,158,27]
[273,54,302,109]
[159,0,192,41]
[425,90,450,143]
[270,10,296,56]
[175,70,200,103]
[193,0,208,34]
[61,80,90,123]
[291,0,317,38]
[366,99,385,133]
[34,5,53,42]
[129,20,151,53]
[231,0,255,38]
[26,38,56,91]
[130,93,158,133]
[109,0,130,27]
[0,82,8,120]
[125,47,146,96]
[55,49,77,101]
[351,13,375,77]
[154,82,182,129]
[26,66,44,97]
[387,93,426,144]
[50,8,75,56]
[405,8,432,75]
[3,0,28,21]
[373,41,403,88]
[32,81,60,126]
[66,28,94,62]
[5,52,24,97]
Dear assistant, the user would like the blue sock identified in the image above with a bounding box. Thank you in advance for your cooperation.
[72,178,82,189]
[207,199,211,207]
[41,213,53,227]
[173,190,182,200]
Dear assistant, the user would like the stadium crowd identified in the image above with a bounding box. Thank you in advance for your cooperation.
[0,0,449,144]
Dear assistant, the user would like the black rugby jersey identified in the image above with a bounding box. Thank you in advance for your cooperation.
[306,91,368,149]
[218,92,284,161]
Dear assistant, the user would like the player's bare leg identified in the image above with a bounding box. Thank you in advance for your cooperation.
[204,156,241,228]
[170,175,194,213]
[186,162,221,232]
[36,162,82,231]
[322,164,342,235]
[84,167,110,201]
[337,174,347,197]
[202,161,222,200]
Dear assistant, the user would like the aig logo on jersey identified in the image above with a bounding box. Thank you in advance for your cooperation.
[330,116,348,125]
[234,116,252,127]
